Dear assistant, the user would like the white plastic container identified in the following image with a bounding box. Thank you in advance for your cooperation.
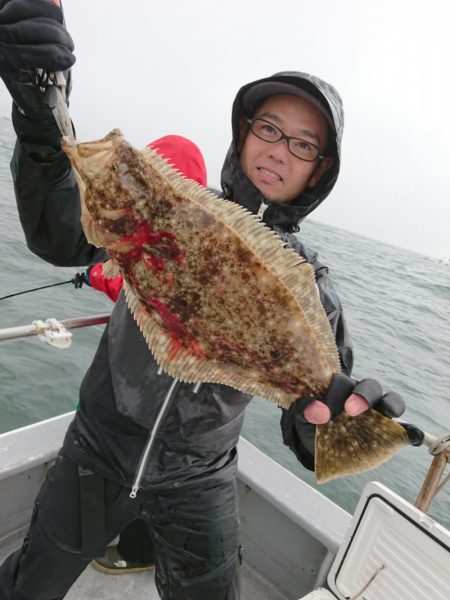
[300,481,450,599]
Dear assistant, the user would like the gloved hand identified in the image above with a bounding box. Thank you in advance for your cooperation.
[281,373,407,469]
[71,266,93,289]
[0,0,75,143]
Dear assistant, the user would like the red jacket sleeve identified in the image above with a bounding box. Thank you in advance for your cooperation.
[88,263,123,303]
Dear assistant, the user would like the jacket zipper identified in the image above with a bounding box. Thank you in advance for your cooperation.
[129,377,179,498]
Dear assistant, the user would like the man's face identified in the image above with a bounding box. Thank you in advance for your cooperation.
[239,94,332,204]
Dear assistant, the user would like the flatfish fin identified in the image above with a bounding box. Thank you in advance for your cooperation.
[315,410,409,483]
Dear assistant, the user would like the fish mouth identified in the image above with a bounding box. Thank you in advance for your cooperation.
[257,166,283,183]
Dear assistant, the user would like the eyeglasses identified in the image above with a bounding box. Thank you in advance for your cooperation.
[246,117,325,162]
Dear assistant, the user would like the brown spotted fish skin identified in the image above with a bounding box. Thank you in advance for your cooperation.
[62,130,407,482]
[62,129,340,408]
[315,410,408,483]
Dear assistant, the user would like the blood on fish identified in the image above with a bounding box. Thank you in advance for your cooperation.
[215,337,305,394]
[116,221,183,273]
[118,221,176,248]
[144,255,165,272]
[148,298,204,360]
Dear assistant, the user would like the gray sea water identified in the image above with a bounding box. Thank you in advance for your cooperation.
[1,116,449,529]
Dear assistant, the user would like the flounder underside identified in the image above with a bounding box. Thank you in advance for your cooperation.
[62,130,408,482]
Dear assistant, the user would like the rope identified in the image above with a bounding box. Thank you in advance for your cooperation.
[428,433,450,457]
[0,280,74,301]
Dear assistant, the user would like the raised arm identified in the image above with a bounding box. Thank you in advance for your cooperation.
[0,0,107,266]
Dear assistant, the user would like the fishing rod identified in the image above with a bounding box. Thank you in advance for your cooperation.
[0,270,88,301]
[0,279,78,301]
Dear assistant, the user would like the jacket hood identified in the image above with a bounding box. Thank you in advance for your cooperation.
[148,135,207,186]
[220,71,344,232]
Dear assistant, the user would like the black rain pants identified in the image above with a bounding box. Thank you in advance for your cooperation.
[0,453,241,599]
[117,518,154,563]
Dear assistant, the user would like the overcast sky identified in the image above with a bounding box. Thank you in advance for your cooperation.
[1,0,449,257]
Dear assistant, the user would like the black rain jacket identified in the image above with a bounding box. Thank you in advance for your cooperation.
[10,71,353,490]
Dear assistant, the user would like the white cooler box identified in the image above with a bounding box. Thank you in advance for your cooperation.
[300,481,450,600]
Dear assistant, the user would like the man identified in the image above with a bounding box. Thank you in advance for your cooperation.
[0,1,406,598]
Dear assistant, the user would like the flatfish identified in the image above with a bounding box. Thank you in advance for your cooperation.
[62,129,408,481]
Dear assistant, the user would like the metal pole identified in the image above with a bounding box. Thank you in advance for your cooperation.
[415,451,450,513]
[414,430,450,513]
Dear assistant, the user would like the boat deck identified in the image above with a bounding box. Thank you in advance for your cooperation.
[0,530,287,600]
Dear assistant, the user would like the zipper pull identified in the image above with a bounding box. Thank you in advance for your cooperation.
[256,201,268,220]
[129,486,138,499]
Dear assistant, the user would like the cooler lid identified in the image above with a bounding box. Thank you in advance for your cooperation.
[327,481,450,600]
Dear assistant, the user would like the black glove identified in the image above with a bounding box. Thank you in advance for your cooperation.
[281,373,407,470]
[0,0,75,144]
